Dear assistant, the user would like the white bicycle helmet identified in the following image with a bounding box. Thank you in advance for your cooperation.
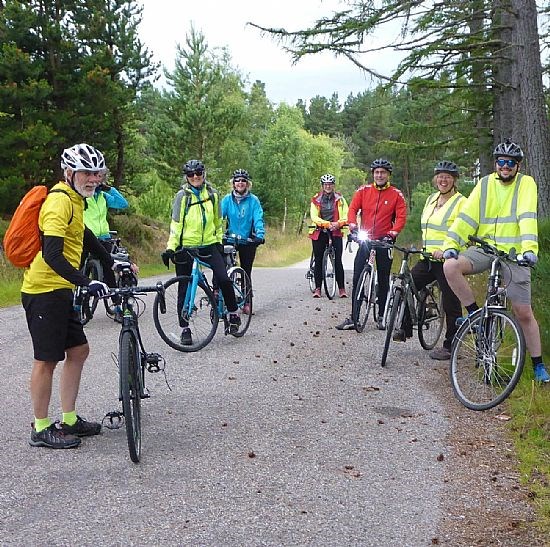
[61,143,106,172]
[320,173,336,184]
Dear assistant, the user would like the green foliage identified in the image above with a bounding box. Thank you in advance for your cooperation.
[127,171,173,221]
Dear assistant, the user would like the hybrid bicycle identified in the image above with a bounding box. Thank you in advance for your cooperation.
[80,231,137,324]
[74,281,166,463]
[380,246,444,367]
[153,248,252,352]
[450,235,528,411]
[305,226,338,299]
[350,232,388,333]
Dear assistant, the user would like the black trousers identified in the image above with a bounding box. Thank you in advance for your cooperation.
[311,232,345,290]
[236,244,257,282]
[403,260,462,350]
[353,243,392,315]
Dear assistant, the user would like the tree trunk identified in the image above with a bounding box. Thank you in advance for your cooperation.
[511,0,550,217]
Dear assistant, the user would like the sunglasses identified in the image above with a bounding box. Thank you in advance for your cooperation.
[186,170,204,177]
[496,159,517,168]
[233,178,248,183]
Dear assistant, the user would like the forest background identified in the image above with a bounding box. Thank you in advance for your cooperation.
[0,0,550,532]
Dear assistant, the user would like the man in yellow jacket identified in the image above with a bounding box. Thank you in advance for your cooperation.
[443,140,549,383]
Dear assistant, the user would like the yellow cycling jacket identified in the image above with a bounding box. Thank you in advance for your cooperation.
[167,182,222,250]
[444,172,538,255]
[421,191,465,255]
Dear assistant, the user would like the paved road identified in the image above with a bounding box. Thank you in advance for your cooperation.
[0,262,472,545]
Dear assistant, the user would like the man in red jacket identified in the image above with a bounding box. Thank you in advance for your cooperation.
[336,158,407,330]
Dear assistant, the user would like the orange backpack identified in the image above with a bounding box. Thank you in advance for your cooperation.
[3,185,72,268]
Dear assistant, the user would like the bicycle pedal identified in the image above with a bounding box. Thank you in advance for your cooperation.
[144,352,164,373]
[102,411,124,429]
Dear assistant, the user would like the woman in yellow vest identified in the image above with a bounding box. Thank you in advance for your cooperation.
[395,161,465,360]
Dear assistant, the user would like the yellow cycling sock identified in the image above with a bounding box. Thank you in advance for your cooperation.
[62,411,77,426]
[34,417,51,432]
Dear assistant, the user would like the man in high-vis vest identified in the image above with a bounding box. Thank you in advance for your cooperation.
[442,139,550,383]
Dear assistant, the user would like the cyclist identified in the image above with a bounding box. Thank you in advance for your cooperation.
[83,172,133,322]
[221,168,265,314]
[162,159,241,345]
[308,173,349,298]
[443,140,550,383]
[336,158,407,330]
[393,161,465,361]
[22,143,112,449]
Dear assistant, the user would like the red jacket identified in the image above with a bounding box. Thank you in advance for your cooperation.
[348,183,407,240]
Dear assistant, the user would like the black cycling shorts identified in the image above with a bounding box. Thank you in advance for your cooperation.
[21,289,88,362]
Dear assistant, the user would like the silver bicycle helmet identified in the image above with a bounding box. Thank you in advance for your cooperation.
[370,158,393,173]
[493,139,524,161]
[434,160,459,176]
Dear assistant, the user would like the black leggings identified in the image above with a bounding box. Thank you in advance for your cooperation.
[236,244,257,282]
[402,260,462,349]
[175,245,237,328]
[312,232,345,290]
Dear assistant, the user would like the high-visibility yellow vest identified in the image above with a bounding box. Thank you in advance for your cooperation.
[421,191,465,255]
[444,172,538,255]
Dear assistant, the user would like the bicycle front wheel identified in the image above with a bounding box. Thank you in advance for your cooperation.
[119,330,141,463]
[228,267,252,337]
[352,266,371,333]
[380,287,402,367]
[450,308,525,411]
[322,248,336,299]
[417,282,444,350]
[153,275,218,352]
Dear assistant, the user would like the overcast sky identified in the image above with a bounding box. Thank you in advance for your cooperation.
[138,0,401,106]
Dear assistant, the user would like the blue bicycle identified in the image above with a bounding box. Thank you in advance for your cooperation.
[153,248,252,352]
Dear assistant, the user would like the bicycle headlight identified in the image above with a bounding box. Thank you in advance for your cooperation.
[357,230,370,242]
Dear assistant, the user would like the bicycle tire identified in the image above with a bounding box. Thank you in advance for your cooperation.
[80,258,103,325]
[450,308,525,411]
[380,287,402,367]
[119,330,141,463]
[153,275,218,352]
[307,253,316,293]
[228,266,252,337]
[352,266,371,333]
[322,248,336,299]
[417,282,444,350]
[370,270,378,326]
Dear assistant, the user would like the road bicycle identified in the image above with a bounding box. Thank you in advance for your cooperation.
[80,231,137,324]
[380,245,444,367]
[350,232,388,333]
[74,281,167,464]
[305,225,338,299]
[153,247,252,352]
[450,235,529,411]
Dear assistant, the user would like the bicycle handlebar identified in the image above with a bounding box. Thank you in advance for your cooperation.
[467,235,530,266]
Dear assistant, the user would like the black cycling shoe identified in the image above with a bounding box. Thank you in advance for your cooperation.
[180,327,193,346]
[59,416,101,437]
[228,313,241,334]
[29,422,81,449]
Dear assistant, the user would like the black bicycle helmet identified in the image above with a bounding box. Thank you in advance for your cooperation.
[370,158,393,173]
[183,159,205,175]
[493,139,524,161]
[434,160,459,176]
[232,168,251,181]
[320,173,336,184]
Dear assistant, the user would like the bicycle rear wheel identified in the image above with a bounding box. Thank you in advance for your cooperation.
[380,287,402,367]
[228,267,252,337]
[119,330,141,463]
[322,248,336,299]
[417,282,444,350]
[450,308,525,410]
[306,253,315,293]
[352,266,371,333]
[153,275,218,352]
